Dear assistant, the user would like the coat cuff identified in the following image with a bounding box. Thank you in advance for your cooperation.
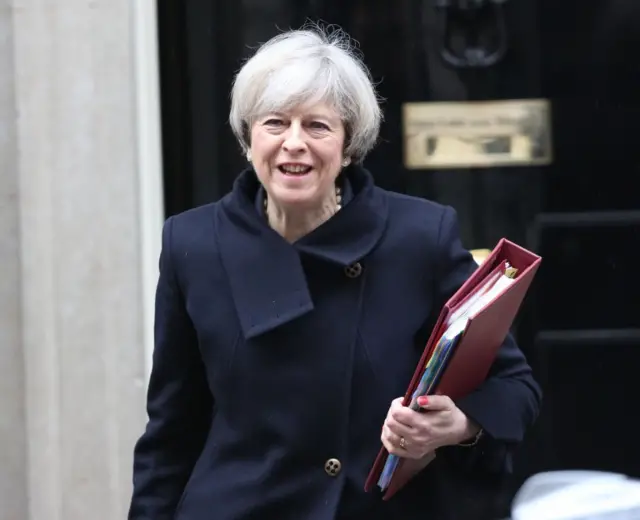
[442,376,538,474]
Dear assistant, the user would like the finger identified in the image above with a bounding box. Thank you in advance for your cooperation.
[382,436,405,457]
[381,435,397,455]
[417,394,453,411]
[391,406,419,428]
[383,425,429,460]
[390,397,405,407]
[381,428,396,454]
[386,417,414,439]
[388,397,407,416]
[382,424,403,447]
[381,425,405,456]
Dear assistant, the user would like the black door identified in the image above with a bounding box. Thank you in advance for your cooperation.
[157,0,640,513]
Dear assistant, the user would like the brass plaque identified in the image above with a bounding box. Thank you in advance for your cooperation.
[402,99,552,169]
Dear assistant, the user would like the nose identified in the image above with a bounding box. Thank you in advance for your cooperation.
[282,121,306,154]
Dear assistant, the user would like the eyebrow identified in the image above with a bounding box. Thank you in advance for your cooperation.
[270,111,338,120]
[305,113,340,125]
[262,112,341,126]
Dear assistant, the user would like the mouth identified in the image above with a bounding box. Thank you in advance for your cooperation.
[277,163,313,176]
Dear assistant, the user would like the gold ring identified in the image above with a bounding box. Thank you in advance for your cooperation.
[399,437,406,450]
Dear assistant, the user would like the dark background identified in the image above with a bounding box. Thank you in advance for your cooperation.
[156,0,640,515]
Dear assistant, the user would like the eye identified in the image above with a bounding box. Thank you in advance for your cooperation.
[263,118,284,127]
[309,121,330,130]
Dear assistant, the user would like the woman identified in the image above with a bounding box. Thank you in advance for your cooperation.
[129,26,541,520]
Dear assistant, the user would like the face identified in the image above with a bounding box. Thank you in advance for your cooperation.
[248,101,346,209]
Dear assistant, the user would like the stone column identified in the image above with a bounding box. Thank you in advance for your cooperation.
[5,1,154,518]
[0,1,28,518]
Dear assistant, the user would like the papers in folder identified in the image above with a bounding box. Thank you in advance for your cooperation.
[377,261,518,491]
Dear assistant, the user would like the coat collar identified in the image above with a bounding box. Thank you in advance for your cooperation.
[216,165,388,339]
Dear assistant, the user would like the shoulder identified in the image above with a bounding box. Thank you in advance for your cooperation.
[162,199,224,244]
[167,199,222,230]
[381,188,448,219]
[158,199,229,269]
[375,187,460,252]
[157,200,231,292]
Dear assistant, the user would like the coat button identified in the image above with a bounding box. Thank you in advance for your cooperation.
[344,262,362,278]
[324,458,342,477]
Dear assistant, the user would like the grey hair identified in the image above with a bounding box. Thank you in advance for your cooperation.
[229,25,383,163]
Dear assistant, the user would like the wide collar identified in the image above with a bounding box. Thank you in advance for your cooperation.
[216,165,388,339]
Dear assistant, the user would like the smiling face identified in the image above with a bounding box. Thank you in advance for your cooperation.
[248,101,347,210]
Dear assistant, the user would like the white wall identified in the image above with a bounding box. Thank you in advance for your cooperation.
[0,1,164,517]
[0,1,28,517]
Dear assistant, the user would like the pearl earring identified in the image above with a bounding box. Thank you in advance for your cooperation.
[246,151,252,162]
[342,157,351,168]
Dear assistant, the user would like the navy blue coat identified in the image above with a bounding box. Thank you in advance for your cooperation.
[129,165,541,520]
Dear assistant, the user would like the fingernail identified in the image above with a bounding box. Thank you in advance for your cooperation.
[417,396,429,407]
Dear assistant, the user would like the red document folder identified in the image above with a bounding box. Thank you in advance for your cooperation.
[364,238,542,500]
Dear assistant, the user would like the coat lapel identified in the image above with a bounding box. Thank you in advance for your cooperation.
[216,165,388,340]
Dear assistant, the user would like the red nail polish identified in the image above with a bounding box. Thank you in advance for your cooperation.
[417,396,429,407]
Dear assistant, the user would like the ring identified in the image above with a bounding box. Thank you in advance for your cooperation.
[399,437,406,450]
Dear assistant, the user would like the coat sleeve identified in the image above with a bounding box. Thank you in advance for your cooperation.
[433,206,542,473]
[129,217,214,519]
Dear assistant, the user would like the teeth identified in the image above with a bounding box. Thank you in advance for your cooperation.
[280,165,311,173]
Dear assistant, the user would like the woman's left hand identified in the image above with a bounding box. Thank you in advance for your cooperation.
[381,395,480,460]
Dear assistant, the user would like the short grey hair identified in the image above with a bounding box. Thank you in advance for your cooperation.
[229,25,383,163]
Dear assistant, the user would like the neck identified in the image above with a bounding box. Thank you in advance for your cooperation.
[266,189,340,242]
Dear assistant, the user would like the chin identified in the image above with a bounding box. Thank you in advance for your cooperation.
[270,184,319,206]
[274,193,319,210]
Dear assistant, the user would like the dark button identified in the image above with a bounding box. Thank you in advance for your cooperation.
[324,458,342,477]
[344,262,362,278]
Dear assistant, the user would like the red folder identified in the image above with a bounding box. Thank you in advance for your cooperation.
[364,238,542,499]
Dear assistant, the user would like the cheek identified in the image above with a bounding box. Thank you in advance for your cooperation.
[249,130,278,162]
[318,141,345,168]
[249,142,276,184]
